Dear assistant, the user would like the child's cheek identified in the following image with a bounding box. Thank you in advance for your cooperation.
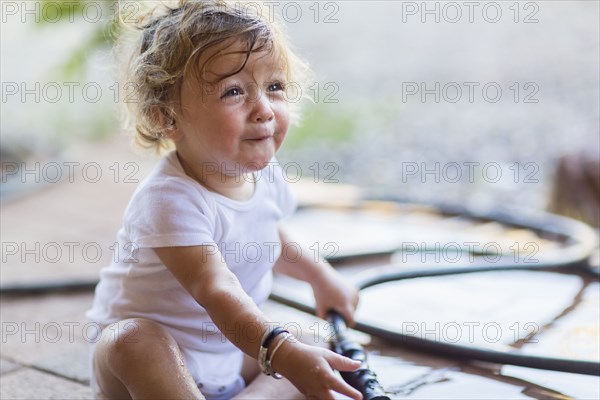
[278,103,291,132]
[274,108,289,150]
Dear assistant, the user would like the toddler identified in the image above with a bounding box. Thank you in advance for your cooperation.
[87,1,361,399]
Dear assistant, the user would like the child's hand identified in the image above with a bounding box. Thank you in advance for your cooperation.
[312,268,360,326]
[273,340,363,400]
[274,230,360,325]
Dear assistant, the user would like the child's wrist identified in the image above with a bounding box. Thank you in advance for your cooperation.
[269,336,301,375]
[258,326,298,378]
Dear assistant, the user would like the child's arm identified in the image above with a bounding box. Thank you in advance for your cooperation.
[154,245,362,400]
[274,229,360,325]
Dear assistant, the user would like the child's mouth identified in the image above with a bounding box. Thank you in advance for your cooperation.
[247,135,273,142]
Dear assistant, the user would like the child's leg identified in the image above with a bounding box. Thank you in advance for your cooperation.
[92,318,204,399]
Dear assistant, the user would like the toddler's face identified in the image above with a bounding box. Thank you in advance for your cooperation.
[172,40,290,175]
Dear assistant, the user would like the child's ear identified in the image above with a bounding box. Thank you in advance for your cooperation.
[162,124,183,141]
[151,106,183,141]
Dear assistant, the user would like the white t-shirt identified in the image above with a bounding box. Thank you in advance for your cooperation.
[86,151,296,352]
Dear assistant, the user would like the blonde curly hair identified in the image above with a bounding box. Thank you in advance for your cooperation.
[115,0,310,152]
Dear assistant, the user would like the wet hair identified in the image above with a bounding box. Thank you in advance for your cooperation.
[116,0,310,152]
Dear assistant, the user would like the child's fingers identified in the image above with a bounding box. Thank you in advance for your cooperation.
[338,305,356,327]
[321,303,354,324]
[326,351,362,372]
[324,355,363,400]
[316,304,326,320]
[327,374,363,400]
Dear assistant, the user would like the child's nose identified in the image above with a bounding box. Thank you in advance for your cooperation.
[251,93,274,123]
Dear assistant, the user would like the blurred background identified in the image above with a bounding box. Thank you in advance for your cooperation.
[2,0,598,211]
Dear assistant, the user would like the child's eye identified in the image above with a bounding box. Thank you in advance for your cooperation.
[267,82,285,92]
[222,86,243,98]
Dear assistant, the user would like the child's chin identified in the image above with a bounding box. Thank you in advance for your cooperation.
[246,152,277,171]
[245,159,271,172]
